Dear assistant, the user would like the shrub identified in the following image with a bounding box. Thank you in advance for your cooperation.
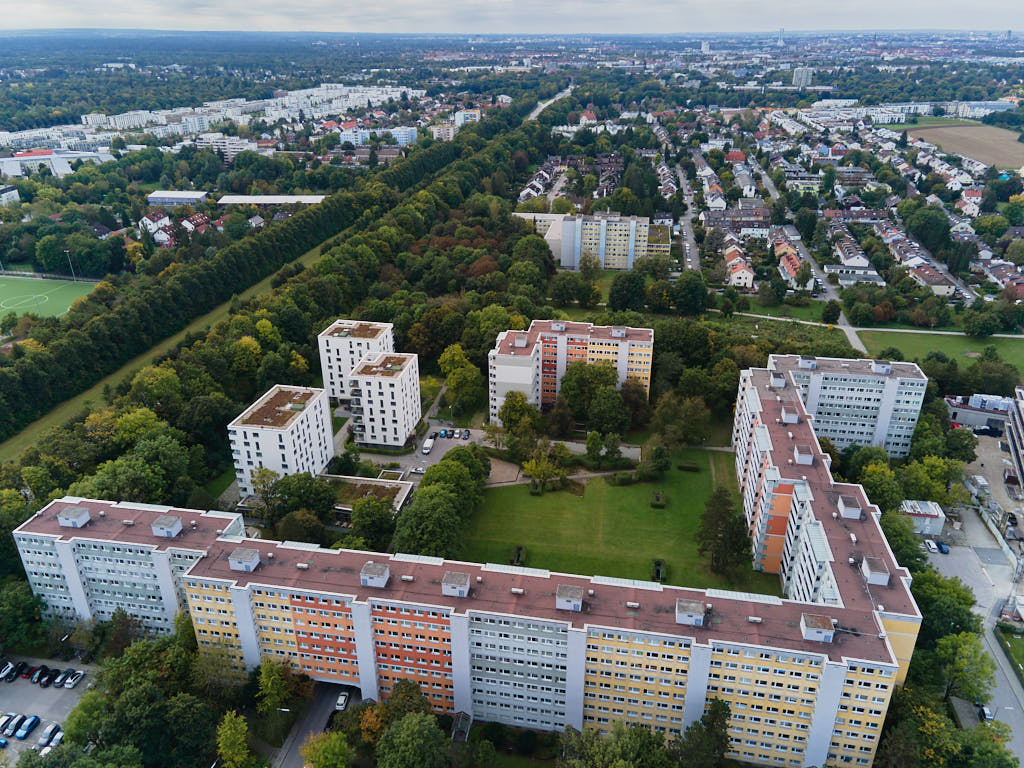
[516,729,538,755]
[608,471,637,486]
[650,491,667,508]
[677,461,700,472]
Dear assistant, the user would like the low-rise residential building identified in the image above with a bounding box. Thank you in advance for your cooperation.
[317,320,395,401]
[140,210,171,234]
[146,190,209,208]
[0,184,21,206]
[228,385,334,497]
[900,499,946,536]
[909,263,956,296]
[488,320,653,424]
[348,353,421,448]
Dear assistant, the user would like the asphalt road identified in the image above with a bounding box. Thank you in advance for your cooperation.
[675,165,700,272]
[274,683,360,768]
[927,510,1024,760]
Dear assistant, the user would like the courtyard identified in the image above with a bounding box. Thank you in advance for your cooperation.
[461,448,781,595]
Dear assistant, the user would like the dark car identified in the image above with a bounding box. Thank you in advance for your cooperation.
[3,715,24,738]
[974,426,1003,438]
[39,669,60,689]
[462,430,471,440]
[21,666,36,680]
[5,662,26,683]
[30,666,48,684]
[936,541,950,554]
[53,669,74,687]
[430,431,439,440]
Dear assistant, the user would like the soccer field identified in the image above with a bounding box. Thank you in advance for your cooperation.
[0,276,96,318]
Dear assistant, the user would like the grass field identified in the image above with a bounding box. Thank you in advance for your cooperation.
[737,300,825,323]
[0,243,327,464]
[0,275,96,318]
[461,448,780,594]
[908,124,1024,169]
[859,330,1024,374]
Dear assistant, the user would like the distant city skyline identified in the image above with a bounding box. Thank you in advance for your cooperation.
[0,1,1018,36]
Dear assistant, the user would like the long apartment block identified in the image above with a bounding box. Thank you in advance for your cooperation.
[488,320,653,424]
[317,320,395,401]
[17,476,918,768]
[228,385,334,497]
[767,355,926,458]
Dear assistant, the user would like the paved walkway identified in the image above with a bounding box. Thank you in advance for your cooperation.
[526,86,573,121]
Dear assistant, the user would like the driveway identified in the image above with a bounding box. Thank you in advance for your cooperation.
[273,683,360,768]
[928,508,1024,760]
[362,423,484,481]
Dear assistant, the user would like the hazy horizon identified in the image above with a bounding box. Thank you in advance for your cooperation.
[0,1,1019,37]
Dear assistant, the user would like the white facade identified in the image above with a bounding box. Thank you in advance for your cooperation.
[317,320,394,401]
[0,185,19,206]
[900,499,946,536]
[348,353,422,448]
[769,355,926,458]
[13,498,244,632]
[228,385,335,497]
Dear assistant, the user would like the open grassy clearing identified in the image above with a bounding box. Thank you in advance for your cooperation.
[859,330,1024,375]
[908,124,1024,168]
[736,300,826,323]
[0,243,326,464]
[462,448,779,594]
[887,116,982,130]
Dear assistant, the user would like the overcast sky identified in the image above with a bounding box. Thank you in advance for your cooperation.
[0,0,1017,35]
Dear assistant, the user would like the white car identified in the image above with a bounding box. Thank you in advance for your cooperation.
[411,467,426,475]
[924,539,938,554]
[335,692,350,711]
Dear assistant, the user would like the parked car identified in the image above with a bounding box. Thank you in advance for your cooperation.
[0,662,12,680]
[30,666,48,684]
[21,665,36,679]
[37,723,59,747]
[3,715,23,738]
[0,736,7,749]
[64,670,85,689]
[39,668,60,689]
[979,705,995,721]
[53,669,74,687]
[462,430,471,440]
[0,715,14,734]
[936,541,950,554]
[430,432,439,440]
[974,426,1003,438]
[48,730,63,748]
[335,692,350,711]
[924,540,939,554]
[410,466,425,475]
[5,662,25,683]
[15,715,39,740]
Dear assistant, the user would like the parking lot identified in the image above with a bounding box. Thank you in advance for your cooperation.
[0,656,93,760]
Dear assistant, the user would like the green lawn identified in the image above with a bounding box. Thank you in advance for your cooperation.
[203,468,236,499]
[737,300,825,323]
[462,449,779,594]
[859,330,1024,375]
[0,243,327,464]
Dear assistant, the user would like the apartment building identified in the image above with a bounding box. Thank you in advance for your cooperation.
[317,320,395,401]
[488,320,653,424]
[16,490,919,768]
[767,355,926,458]
[513,211,651,270]
[348,353,422,448]
[1005,387,1024,488]
[13,499,244,632]
[228,385,334,497]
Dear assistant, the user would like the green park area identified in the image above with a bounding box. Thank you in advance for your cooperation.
[859,330,1024,373]
[461,448,780,594]
[0,275,96,318]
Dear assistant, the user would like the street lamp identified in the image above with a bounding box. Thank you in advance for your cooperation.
[64,249,77,282]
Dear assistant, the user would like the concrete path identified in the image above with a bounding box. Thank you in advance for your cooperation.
[526,87,573,121]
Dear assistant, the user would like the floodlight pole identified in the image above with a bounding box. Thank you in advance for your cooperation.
[64,249,77,282]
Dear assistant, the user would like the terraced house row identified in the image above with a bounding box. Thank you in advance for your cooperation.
[13,356,921,768]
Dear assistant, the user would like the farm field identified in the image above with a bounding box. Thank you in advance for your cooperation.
[907,124,1024,168]
[461,448,780,595]
[859,330,1024,374]
[887,116,981,130]
[0,275,95,318]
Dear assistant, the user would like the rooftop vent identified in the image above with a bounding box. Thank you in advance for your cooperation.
[513,333,528,348]
[861,556,890,586]
[781,407,800,425]
[296,562,310,570]
[800,613,835,643]
[770,372,786,388]
[625,601,640,609]
[794,445,814,466]
[838,495,862,520]
[551,321,566,332]
[442,571,471,598]
[400,574,415,582]
[228,547,260,573]
[151,515,182,538]
[556,584,584,612]
[56,506,91,529]
[610,326,626,338]
[872,360,892,375]
[747,616,763,624]
[510,587,525,596]
[360,561,390,588]
[798,355,817,370]
[122,519,135,527]
[675,598,707,627]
